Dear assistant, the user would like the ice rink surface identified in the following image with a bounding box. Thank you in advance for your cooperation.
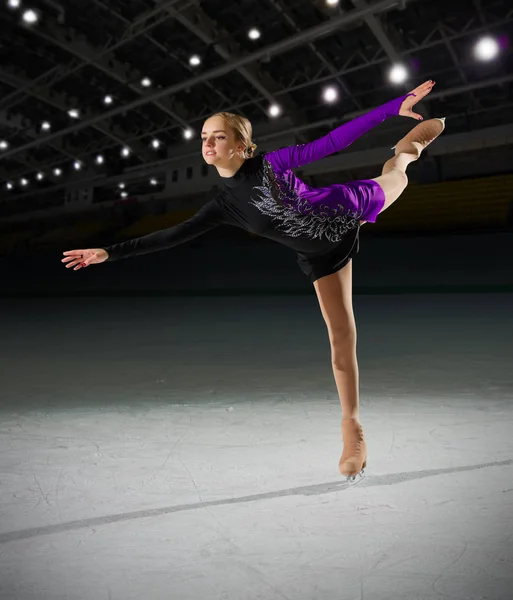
[1,293,512,600]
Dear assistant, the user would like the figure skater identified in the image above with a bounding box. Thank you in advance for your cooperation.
[62,80,444,481]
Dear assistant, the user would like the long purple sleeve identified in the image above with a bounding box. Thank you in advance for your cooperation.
[264,94,410,172]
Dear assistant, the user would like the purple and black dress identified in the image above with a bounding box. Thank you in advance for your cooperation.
[103,94,408,282]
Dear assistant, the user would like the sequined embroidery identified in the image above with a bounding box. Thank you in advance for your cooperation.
[249,159,362,242]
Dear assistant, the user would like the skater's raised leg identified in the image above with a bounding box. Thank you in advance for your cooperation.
[373,117,446,214]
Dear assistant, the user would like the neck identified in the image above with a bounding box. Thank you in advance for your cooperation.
[215,155,246,178]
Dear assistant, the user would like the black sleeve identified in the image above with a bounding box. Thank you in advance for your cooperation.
[103,198,226,261]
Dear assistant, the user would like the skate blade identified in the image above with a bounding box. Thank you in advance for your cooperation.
[345,467,365,484]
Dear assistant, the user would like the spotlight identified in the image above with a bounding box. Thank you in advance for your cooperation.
[323,86,339,103]
[269,104,281,117]
[0,140,9,150]
[53,168,62,176]
[121,146,131,157]
[6,182,14,190]
[151,139,161,149]
[183,129,193,140]
[73,161,82,170]
[68,108,80,119]
[8,0,21,9]
[104,95,113,105]
[189,55,201,67]
[248,28,261,40]
[326,0,339,5]
[95,155,104,165]
[36,172,44,180]
[474,36,500,61]
[118,183,125,189]
[41,121,51,131]
[141,77,152,87]
[121,191,128,198]
[150,178,158,186]
[22,8,38,23]
[20,178,28,186]
[388,64,408,84]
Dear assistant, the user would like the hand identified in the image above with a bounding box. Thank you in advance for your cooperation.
[61,248,109,271]
[399,80,436,120]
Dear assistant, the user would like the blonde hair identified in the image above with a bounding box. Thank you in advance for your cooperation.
[210,111,257,158]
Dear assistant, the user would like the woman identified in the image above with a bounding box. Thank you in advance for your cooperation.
[62,80,444,481]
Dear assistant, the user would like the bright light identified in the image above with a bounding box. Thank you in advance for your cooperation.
[248,28,261,40]
[22,8,38,23]
[36,172,44,180]
[118,183,125,189]
[6,182,14,190]
[121,146,131,157]
[96,155,104,165]
[53,168,62,176]
[388,64,409,84]
[474,36,500,61]
[20,178,28,186]
[104,95,113,105]
[121,191,128,198]
[326,0,339,5]
[183,128,193,140]
[151,139,161,149]
[68,108,80,118]
[141,77,152,87]
[0,140,9,150]
[269,104,281,117]
[74,161,82,170]
[150,178,158,186]
[189,55,201,67]
[41,121,51,130]
[8,0,21,9]
[323,86,339,103]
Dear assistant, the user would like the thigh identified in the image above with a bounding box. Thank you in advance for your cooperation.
[313,260,356,340]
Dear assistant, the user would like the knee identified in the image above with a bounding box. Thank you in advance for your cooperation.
[390,167,408,189]
[329,327,357,371]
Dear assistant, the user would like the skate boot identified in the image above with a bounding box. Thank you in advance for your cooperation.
[393,117,446,159]
[339,418,367,482]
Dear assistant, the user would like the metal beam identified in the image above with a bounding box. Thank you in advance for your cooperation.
[0,67,154,161]
[0,0,411,161]
[0,110,80,181]
[22,9,193,129]
[350,0,403,63]
[268,0,363,111]
[91,0,233,109]
[165,1,306,124]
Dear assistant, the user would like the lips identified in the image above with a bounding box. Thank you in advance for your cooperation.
[205,151,216,156]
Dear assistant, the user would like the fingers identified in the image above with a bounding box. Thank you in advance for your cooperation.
[416,80,436,98]
[62,249,90,270]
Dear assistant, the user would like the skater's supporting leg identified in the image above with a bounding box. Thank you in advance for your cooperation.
[313,260,359,420]
[313,260,367,477]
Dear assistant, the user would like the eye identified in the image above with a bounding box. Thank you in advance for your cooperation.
[216,136,226,140]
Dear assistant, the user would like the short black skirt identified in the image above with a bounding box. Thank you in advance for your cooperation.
[296,226,360,283]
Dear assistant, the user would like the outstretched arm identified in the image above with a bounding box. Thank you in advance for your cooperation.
[264,94,410,172]
[103,198,225,261]
[264,90,425,173]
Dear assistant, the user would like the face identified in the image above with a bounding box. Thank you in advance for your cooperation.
[201,116,245,164]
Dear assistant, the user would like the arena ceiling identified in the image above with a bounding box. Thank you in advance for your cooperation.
[0,0,512,208]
